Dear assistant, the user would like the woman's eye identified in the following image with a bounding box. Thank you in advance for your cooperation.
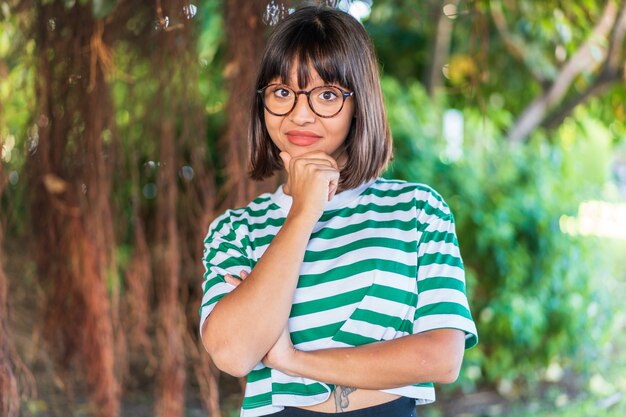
[318,90,338,101]
[273,88,292,98]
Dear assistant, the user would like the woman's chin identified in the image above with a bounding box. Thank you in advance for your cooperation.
[283,146,320,157]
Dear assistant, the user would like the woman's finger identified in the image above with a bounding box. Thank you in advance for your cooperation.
[224,270,249,287]
[290,151,338,170]
[290,157,336,170]
[224,273,240,286]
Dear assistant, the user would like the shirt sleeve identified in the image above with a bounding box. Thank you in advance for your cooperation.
[199,211,253,342]
[413,189,478,349]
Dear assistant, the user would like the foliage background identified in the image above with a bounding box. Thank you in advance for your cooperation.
[1,0,625,416]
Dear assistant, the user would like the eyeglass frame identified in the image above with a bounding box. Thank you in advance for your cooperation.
[256,83,354,118]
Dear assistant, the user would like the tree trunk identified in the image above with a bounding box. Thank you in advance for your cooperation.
[123,171,155,363]
[26,2,120,416]
[153,118,186,417]
[152,3,187,416]
[221,0,279,210]
[0,155,19,417]
[176,37,221,417]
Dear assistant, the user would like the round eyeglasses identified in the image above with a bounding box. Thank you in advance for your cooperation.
[257,84,354,118]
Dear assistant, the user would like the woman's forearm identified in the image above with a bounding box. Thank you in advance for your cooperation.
[203,211,317,376]
[275,329,466,389]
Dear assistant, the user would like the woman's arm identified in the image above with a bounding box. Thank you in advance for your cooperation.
[264,328,466,388]
[202,151,339,377]
[202,213,315,377]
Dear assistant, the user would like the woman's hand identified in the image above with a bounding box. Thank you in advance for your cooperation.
[280,151,339,221]
[262,325,298,375]
[225,270,298,375]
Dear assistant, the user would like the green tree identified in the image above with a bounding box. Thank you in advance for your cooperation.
[0,1,624,416]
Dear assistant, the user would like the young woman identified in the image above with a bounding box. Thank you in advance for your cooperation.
[200,6,477,417]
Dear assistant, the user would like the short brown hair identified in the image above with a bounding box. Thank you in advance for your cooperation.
[248,6,392,190]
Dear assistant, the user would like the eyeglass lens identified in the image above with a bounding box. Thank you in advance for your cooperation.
[262,85,345,117]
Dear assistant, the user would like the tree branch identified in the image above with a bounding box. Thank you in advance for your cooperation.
[606,0,626,72]
[426,0,459,96]
[542,72,620,130]
[507,0,620,142]
[542,0,626,130]
[489,0,552,85]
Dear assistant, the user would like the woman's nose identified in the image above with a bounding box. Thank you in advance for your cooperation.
[289,94,316,124]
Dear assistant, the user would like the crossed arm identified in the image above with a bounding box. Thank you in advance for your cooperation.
[207,268,465,386]
[263,323,465,388]
[203,267,464,388]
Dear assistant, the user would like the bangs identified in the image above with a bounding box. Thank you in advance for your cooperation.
[258,17,351,89]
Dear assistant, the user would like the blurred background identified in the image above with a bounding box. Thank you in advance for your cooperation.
[1,0,625,416]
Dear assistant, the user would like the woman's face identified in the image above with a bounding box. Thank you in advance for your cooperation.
[263,64,355,166]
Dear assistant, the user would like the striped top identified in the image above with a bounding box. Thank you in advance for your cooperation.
[200,178,478,417]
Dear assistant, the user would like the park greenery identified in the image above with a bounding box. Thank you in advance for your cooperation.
[1,1,625,417]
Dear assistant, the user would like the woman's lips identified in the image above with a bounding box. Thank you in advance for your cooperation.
[286,131,322,146]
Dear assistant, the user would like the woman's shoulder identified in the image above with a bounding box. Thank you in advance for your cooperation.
[372,178,448,203]
[371,178,454,221]
[207,189,283,233]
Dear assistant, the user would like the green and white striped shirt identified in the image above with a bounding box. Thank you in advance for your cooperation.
[200,178,478,417]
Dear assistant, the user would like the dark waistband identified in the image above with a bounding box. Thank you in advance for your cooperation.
[269,396,416,417]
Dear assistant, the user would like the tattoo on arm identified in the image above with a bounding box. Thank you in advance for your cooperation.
[333,386,357,412]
